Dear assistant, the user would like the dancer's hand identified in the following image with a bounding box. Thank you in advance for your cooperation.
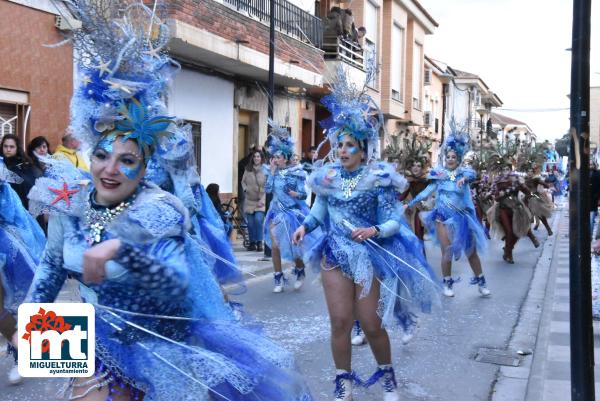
[457,177,467,188]
[292,226,306,244]
[288,190,299,198]
[270,159,277,173]
[351,227,377,242]
[83,239,121,284]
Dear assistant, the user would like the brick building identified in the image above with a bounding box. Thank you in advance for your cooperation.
[0,0,73,150]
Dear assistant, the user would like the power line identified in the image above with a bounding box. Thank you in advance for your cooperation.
[497,107,569,112]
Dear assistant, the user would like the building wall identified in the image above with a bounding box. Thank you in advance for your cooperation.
[168,0,323,75]
[0,0,72,148]
[380,0,408,118]
[591,87,600,148]
[168,68,235,193]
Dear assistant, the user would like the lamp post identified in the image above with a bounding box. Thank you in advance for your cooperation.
[476,107,486,163]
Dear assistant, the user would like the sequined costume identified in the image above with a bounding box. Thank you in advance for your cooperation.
[264,164,314,262]
[408,167,488,262]
[302,161,439,331]
[26,170,312,401]
[0,160,45,355]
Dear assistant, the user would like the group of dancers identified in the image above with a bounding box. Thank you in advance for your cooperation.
[0,1,556,400]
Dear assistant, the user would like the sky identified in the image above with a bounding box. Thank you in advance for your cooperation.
[419,0,600,142]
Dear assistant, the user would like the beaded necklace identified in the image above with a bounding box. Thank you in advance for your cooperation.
[340,168,364,199]
[85,193,136,244]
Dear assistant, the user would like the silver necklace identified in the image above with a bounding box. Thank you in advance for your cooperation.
[448,170,457,182]
[341,171,364,199]
[85,196,135,244]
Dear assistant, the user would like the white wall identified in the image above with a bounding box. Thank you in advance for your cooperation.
[168,69,235,192]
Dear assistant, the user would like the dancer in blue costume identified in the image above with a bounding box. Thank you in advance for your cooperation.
[264,123,316,292]
[292,68,439,401]
[18,2,313,400]
[405,122,490,298]
[0,158,45,385]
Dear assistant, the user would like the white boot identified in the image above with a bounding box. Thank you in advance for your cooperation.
[379,365,400,401]
[273,272,285,293]
[350,321,367,346]
[401,318,417,345]
[333,370,353,401]
[442,277,456,297]
[470,275,491,297]
[8,365,22,385]
[293,267,305,290]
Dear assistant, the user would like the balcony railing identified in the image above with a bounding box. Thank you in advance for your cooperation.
[222,0,322,48]
[322,35,364,70]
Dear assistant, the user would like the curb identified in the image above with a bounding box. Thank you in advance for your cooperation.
[490,209,565,401]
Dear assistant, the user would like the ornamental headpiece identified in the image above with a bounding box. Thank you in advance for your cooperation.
[438,119,470,165]
[62,0,179,160]
[517,144,545,172]
[317,62,384,164]
[488,139,520,173]
[383,132,431,171]
[265,119,295,159]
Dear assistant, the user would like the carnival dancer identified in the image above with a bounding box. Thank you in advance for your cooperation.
[385,134,432,242]
[521,161,554,236]
[18,2,313,400]
[487,152,540,264]
[0,158,46,385]
[292,68,439,401]
[404,122,491,298]
[264,123,315,292]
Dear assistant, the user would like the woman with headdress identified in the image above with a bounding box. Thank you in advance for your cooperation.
[292,68,439,401]
[17,2,313,400]
[0,158,46,385]
[391,135,432,242]
[404,121,491,298]
[263,123,314,292]
[486,147,540,264]
[519,157,554,236]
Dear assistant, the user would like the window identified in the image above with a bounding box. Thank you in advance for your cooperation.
[423,111,432,127]
[412,42,422,110]
[185,120,202,174]
[0,102,18,137]
[424,68,432,85]
[391,24,404,101]
[364,0,379,88]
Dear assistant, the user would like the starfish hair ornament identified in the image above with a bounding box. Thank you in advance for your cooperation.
[315,61,385,166]
[438,118,470,166]
[265,119,295,159]
[57,0,186,163]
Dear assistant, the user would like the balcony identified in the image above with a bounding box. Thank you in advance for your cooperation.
[223,0,322,47]
[322,35,364,71]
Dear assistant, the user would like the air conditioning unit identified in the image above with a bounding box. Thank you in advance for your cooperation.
[55,15,82,31]
[424,68,432,85]
[423,111,432,127]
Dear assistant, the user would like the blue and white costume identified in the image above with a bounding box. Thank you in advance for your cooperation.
[23,1,313,399]
[264,163,311,262]
[302,161,439,330]
[408,166,487,261]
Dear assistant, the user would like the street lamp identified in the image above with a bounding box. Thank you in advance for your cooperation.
[476,107,487,162]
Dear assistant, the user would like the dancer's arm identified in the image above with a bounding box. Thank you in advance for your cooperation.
[407,182,437,208]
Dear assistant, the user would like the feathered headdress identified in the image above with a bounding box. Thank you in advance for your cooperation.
[383,132,431,171]
[62,0,179,159]
[265,119,295,159]
[488,139,520,172]
[438,119,470,165]
[317,62,384,164]
[517,143,545,172]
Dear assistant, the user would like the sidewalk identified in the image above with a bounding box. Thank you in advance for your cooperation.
[493,206,600,401]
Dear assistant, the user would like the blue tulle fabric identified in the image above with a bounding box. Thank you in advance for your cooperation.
[0,182,45,313]
[26,184,313,401]
[302,162,440,331]
[411,167,487,261]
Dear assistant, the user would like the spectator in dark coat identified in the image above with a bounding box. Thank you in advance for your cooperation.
[0,134,37,209]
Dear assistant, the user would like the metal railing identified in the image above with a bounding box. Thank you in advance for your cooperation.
[321,35,364,70]
[222,0,322,47]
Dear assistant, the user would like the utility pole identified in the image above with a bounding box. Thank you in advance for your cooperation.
[569,0,594,400]
[268,0,276,122]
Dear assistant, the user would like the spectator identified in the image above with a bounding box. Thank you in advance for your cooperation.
[301,146,317,174]
[54,133,89,172]
[242,150,266,251]
[356,26,367,48]
[290,153,301,166]
[323,6,343,37]
[26,136,52,177]
[206,183,233,237]
[0,134,37,209]
[342,9,354,38]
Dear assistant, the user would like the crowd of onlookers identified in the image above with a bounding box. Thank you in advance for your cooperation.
[323,6,366,49]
